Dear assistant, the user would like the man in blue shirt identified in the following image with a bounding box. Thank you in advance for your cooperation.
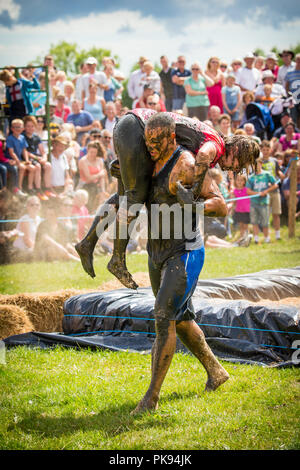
[171,55,191,111]
[66,99,94,144]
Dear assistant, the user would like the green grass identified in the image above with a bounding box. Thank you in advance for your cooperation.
[1,224,300,294]
[0,223,300,449]
[0,347,299,450]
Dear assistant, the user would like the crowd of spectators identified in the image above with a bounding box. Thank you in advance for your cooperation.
[0,49,299,263]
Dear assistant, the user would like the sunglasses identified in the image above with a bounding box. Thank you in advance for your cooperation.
[91,134,101,138]
[191,68,200,71]
[29,203,40,207]
[103,136,111,140]
[148,102,157,105]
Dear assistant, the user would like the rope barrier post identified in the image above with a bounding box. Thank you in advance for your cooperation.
[288,158,298,238]
[44,65,51,159]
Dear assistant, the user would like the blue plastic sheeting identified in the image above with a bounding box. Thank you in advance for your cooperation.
[4,267,300,367]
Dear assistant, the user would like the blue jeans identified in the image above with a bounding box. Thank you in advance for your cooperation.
[0,161,18,189]
[172,98,185,111]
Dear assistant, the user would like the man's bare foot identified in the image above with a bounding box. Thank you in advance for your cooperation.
[107,256,139,290]
[205,367,229,392]
[130,397,159,415]
[75,240,96,278]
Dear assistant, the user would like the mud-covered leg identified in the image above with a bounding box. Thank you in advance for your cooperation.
[132,318,177,414]
[176,320,229,391]
[107,207,140,290]
[75,193,118,278]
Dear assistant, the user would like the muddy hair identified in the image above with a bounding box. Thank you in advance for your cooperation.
[223,134,260,174]
[145,112,175,136]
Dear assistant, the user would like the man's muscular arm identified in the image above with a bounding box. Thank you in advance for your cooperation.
[200,172,228,217]
[193,141,217,195]
[169,151,227,218]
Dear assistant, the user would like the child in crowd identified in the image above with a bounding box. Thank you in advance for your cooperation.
[221,73,241,130]
[0,132,18,194]
[246,157,278,244]
[71,189,90,241]
[0,68,40,121]
[259,84,276,108]
[260,140,285,240]
[23,116,55,200]
[232,174,251,241]
[13,195,41,260]
[5,119,35,196]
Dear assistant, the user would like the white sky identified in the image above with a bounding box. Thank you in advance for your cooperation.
[0,9,299,76]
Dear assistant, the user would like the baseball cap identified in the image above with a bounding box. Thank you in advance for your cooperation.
[244,52,255,59]
[266,52,277,61]
[262,70,275,80]
[86,57,98,65]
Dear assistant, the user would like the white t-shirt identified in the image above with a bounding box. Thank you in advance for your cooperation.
[82,71,107,99]
[50,152,69,187]
[127,69,145,101]
[13,214,41,251]
[236,67,261,91]
[103,118,117,134]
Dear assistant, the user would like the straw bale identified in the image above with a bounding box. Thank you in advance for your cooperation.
[0,304,34,340]
[0,289,81,333]
[97,272,150,291]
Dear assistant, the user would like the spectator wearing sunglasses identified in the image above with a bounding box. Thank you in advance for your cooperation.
[146,93,166,112]
[171,55,191,111]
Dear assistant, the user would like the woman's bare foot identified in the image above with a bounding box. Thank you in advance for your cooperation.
[131,396,159,415]
[205,367,229,392]
[75,240,96,278]
[107,255,138,290]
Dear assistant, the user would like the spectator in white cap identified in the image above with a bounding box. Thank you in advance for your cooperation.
[263,52,279,80]
[277,50,296,88]
[255,70,286,101]
[236,52,261,94]
[81,56,108,103]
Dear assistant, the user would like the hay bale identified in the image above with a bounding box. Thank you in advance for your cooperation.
[0,272,150,337]
[0,304,34,340]
[98,272,150,291]
[0,289,81,333]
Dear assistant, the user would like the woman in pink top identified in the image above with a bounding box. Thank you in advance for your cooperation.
[278,122,300,152]
[205,57,225,112]
[232,174,250,239]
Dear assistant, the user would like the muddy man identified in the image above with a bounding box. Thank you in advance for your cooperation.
[75,109,259,290]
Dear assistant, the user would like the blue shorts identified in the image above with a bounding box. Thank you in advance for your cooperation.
[250,204,269,228]
[148,246,205,322]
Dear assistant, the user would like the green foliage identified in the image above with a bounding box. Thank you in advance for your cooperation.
[254,42,300,66]
[44,41,120,76]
